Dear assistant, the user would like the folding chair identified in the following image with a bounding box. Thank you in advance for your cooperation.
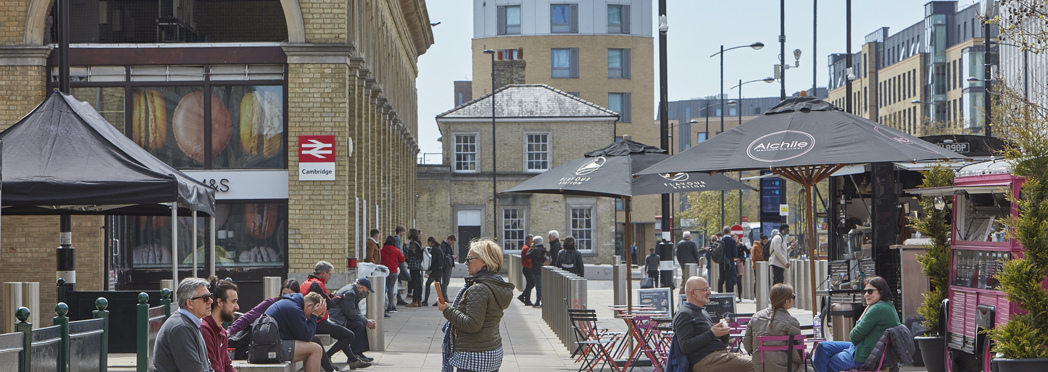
[568,309,625,372]
[755,334,809,372]
[844,336,891,372]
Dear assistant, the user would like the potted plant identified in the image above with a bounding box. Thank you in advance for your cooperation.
[985,74,1048,372]
[911,164,953,372]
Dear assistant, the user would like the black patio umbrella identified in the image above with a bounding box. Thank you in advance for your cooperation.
[504,139,753,311]
[639,97,969,312]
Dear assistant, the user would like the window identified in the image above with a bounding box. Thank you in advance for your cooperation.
[497,5,521,35]
[570,207,594,251]
[453,134,478,172]
[608,93,631,123]
[551,48,579,78]
[697,132,708,143]
[607,5,630,34]
[608,49,631,79]
[502,207,526,252]
[551,4,578,33]
[525,133,550,171]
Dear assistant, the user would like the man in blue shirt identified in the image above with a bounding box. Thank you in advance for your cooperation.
[264,292,326,372]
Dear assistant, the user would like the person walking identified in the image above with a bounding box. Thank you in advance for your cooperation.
[365,229,381,264]
[438,235,457,304]
[556,236,585,277]
[380,236,405,314]
[645,248,661,288]
[769,225,791,285]
[526,236,548,308]
[630,241,638,267]
[518,235,535,306]
[405,229,425,307]
[423,236,446,306]
[719,227,739,295]
[438,239,514,372]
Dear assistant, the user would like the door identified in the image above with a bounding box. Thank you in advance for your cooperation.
[456,209,482,263]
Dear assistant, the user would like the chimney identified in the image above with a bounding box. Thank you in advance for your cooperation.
[493,48,526,89]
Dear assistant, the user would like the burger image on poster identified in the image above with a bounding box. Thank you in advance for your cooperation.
[239,90,283,158]
[173,91,233,163]
[132,89,167,151]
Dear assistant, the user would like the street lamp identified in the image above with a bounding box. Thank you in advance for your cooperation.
[483,49,498,241]
[711,42,764,134]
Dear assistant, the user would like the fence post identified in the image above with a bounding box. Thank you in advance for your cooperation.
[56,278,67,305]
[15,307,31,372]
[136,292,149,372]
[160,288,172,318]
[54,302,69,372]
[93,297,109,372]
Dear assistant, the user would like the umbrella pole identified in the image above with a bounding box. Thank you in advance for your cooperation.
[805,185,818,314]
[624,196,633,313]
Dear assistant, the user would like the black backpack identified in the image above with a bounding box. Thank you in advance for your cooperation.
[710,240,724,264]
[247,314,286,364]
[762,241,771,262]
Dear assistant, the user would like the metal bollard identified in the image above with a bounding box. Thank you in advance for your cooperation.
[367,274,386,351]
[683,263,698,281]
[755,262,770,310]
[262,277,282,298]
[741,258,753,300]
[3,282,23,333]
[710,261,721,293]
[798,258,809,310]
[612,263,626,306]
[508,254,520,291]
[159,280,174,293]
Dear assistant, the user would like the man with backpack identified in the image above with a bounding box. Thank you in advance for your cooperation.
[717,227,738,295]
[676,231,701,291]
[526,236,549,308]
[264,292,326,372]
[769,224,791,285]
[556,236,584,277]
[436,235,457,305]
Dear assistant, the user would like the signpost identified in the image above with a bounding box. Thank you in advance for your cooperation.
[299,135,336,181]
[730,224,744,240]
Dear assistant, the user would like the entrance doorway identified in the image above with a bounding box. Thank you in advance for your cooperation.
[456,209,482,263]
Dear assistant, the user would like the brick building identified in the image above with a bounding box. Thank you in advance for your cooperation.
[418,84,618,264]
[0,0,433,307]
[469,0,659,254]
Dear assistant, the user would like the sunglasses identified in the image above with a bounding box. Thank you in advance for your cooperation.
[190,293,215,302]
[464,256,478,264]
[864,289,878,295]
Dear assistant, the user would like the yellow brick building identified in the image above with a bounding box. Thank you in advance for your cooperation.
[469,0,658,255]
[0,0,432,307]
[419,84,618,264]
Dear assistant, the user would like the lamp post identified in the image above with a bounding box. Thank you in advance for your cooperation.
[658,4,671,236]
[483,49,498,241]
[729,77,775,224]
[711,42,764,134]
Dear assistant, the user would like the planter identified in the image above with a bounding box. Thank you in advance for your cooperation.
[992,358,1048,372]
[915,335,946,372]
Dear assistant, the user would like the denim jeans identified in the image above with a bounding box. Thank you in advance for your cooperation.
[812,341,862,372]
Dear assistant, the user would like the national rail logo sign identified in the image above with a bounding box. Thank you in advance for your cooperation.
[299,135,336,181]
[746,130,816,162]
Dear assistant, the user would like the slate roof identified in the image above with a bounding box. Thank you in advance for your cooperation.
[437,84,619,120]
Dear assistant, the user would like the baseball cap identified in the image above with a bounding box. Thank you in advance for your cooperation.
[357,278,375,293]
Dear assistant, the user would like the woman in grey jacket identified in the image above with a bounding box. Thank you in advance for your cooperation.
[437,239,514,372]
[742,284,813,372]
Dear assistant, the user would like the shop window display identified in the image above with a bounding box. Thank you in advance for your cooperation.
[129,85,284,169]
[129,201,287,267]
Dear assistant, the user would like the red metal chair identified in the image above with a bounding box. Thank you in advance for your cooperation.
[755,334,809,372]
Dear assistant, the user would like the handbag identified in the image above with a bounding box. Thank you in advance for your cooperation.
[640,277,654,289]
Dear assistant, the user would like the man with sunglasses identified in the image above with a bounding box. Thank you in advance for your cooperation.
[152,277,215,372]
[673,276,753,372]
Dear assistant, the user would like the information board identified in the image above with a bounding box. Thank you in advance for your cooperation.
[704,293,738,321]
[638,288,673,314]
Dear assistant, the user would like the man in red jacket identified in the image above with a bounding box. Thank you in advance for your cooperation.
[301,261,371,369]
[202,277,238,372]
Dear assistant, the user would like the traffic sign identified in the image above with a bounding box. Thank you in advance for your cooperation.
[299,135,335,181]
[730,224,744,239]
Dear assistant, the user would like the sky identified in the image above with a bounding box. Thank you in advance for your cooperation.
[414,0,985,159]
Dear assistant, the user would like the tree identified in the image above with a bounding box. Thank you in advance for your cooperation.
[678,190,741,240]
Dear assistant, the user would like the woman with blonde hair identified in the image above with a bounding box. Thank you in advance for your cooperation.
[743,283,813,372]
[437,239,514,372]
